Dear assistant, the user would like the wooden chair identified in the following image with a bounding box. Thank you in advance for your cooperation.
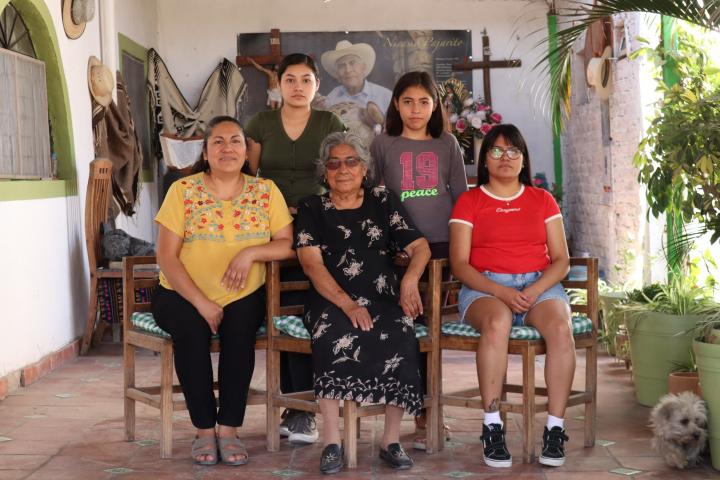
[435,257,599,463]
[122,255,268,458]
[81,158,116,354]
[265,258,443,467]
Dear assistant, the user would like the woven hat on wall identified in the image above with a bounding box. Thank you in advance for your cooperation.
[586,46,613,100]
[62,0,95,40]
[87,56,114,107]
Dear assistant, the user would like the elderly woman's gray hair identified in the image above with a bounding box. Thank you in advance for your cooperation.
[315,131,375,186]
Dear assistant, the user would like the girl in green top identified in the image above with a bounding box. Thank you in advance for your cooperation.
[246,53,346,212]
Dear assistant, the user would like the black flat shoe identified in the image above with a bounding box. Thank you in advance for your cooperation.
[319,443,344,474]
[379,443,413,469]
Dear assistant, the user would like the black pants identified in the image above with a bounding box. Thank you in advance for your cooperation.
[152,286,265,429]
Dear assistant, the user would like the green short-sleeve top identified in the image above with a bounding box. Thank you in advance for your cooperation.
[245,109,346,207]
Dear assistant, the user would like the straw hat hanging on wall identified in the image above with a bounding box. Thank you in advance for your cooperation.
[62,0,95,40]
[586,46,614,100]
[87,56,114,107]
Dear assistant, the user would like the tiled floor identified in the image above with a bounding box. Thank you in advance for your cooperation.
[0,345,717,479]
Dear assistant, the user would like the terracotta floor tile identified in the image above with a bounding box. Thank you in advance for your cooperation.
[1,344,718,477]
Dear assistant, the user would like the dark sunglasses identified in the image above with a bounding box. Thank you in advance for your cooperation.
[489,146,523,160]
[325,157,362,170]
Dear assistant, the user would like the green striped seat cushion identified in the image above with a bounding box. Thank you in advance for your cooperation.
[441,315,592,340]
[130,312,267,339]
[274,315,429,339]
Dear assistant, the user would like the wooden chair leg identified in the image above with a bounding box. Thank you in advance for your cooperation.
[160,345,174,459]
[356,417,361,439]
[522,348,536,464]
[343,400,358,468]
[437,353,445,451]
[81,275,99,354]
[426,346,439,454]
[123,342,136,442]
[266,348,281,452]
[585,343,598,447]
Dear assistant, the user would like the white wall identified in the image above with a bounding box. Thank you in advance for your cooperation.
[155,0,557,180]
[0,0,158,377]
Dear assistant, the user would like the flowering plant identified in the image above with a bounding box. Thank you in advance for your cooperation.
[438,78,504,153]
[532,172,563,210]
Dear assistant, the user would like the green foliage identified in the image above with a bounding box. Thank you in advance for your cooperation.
[540,1,720,135]
[621,276,719,315]
[633,25,720,243]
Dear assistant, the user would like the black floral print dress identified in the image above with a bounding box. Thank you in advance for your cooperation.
[294,187,424,415]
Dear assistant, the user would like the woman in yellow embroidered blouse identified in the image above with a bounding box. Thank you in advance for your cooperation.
[153,116,294,466]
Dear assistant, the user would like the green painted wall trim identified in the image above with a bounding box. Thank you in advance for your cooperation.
[117,32,153,183]
[547,14,563,200]
[0,179,68,201]
[0,0,78,200]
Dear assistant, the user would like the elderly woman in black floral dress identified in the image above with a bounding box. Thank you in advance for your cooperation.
[294,131,431,474]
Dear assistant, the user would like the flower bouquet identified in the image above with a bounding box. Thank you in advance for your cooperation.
[438,77,503,163]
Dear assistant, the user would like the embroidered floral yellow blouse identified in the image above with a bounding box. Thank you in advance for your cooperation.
[155,172,293,306]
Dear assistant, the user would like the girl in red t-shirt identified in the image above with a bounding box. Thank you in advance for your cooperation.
[449,124,573,468]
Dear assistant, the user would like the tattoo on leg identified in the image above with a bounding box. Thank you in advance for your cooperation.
[487,398,500,412]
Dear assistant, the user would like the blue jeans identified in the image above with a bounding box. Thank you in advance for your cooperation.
[458,271,569,326]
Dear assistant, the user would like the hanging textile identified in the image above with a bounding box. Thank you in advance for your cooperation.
[147,49,248,165]
[92,72,143,216]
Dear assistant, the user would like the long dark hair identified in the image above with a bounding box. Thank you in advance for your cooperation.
[191,116,245,173]
[385,71,447,138]
[277,53,320,81]
[476,124,532,186]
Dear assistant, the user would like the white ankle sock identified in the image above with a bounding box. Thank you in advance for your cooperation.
[483,411,502,427]
[547,415,564,430]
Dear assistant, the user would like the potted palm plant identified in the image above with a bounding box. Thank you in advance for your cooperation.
[619,279,716,406]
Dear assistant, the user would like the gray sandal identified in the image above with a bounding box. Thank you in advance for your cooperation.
[191,435,218,465]
[217,436,248,466]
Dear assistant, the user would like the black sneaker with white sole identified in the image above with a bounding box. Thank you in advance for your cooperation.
[539,426,568,467]
[288,411,319,445]
[279,409,297,437]
[480,423,512,468]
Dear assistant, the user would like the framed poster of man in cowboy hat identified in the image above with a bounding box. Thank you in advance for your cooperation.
[236,30,471,121]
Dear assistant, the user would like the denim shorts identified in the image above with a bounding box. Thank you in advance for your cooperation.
[458,271,569,326]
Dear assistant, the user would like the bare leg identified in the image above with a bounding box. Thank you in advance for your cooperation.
[466,298,513,412]
[525,300,575,418]
[319,399,342,446]
[382,405,405,447]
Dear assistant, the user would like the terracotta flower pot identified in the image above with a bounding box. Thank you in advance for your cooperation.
[668,371,701,397]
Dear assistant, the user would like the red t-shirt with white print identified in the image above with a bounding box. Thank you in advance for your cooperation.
[449,185,562,274]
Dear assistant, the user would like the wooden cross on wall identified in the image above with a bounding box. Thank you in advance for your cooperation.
[236,28,284,67]
[452,29,522,107]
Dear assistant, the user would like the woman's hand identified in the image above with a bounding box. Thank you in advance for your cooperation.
[341,302,374,331]
[222,248,256,291]
[195,298,224,334]
[496,286,532,313]
[400,277,423,319]
[520,284,543,305]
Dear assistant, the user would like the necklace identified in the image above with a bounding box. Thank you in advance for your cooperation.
[204,173,245,201]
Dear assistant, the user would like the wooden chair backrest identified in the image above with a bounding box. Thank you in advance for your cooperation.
[122,256,159,335]
[266,257,442,338]
[85,158,113,272]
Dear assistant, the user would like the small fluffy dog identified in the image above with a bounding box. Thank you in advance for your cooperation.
[649,391,708,469]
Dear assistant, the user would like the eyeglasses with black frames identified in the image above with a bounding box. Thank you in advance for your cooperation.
[325,157,362,170]
[488,146,523,160]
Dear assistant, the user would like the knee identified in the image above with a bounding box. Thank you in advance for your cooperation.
[478,315,511,340]
[546,319,575,350]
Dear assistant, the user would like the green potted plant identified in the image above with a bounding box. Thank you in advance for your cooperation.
[621,278,718,407]
[692,313,720,470]
[668,351,700,396]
